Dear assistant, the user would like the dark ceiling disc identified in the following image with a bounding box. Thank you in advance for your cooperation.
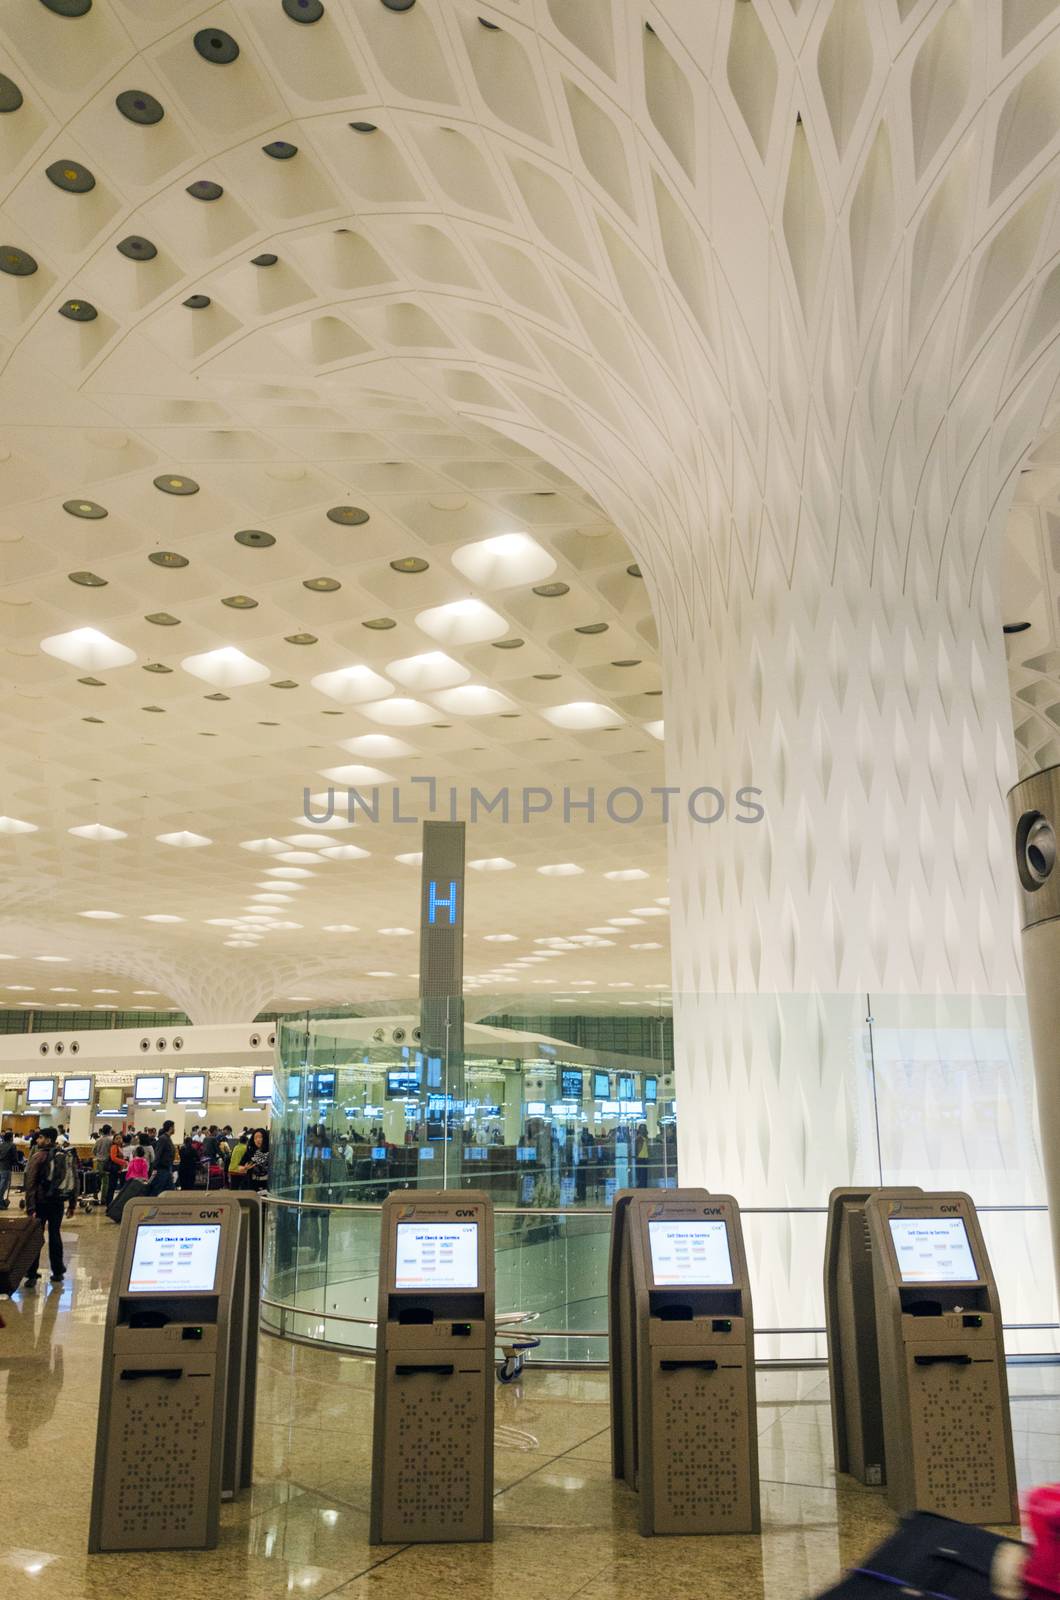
[626,563,642,578]
[303,576,340,592]
[362,616,395,629]
[349,122,377,133]
[380,0,415,9]
[235,528,275,547]
[40,0,92,15]
[326,505,369,525]
[478,15,500,26]
[222,594,257,609]
[282,0,324,18]
[148,550,189,568]
[116,89,164,124]
[263,140,297,159]
[194,27,239,63]
[69,570,106,586]
[145,612,180,626]
[0,75,24,114]
[390,557,428,573]
[532,581,570,598]
[46,160,95,193]
[285,632,316,644]
[183,294,211,308]
[250,253,278,266]
[492,638,524,649]
[117,235,157,260]
[153,474,199,496]
[0,246,37,277]
[59,299,97,321]
[63,499,107,519]
[187,179,223,201]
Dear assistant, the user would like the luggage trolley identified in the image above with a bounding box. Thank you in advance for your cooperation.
[496,1309,541,1383]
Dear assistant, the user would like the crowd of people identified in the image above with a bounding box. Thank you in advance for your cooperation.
[91,1122,270,1203]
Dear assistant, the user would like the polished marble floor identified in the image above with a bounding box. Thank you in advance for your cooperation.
[0,1211,1055,1600]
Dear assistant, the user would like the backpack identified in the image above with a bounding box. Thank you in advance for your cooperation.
[38,1146,73,1202]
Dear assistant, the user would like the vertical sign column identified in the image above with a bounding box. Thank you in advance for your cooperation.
[419,821,466,1188]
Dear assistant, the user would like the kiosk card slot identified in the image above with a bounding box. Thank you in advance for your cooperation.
[865,1191,1018,1525]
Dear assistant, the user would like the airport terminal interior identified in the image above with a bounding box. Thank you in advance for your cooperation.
[2,1,1060,1596]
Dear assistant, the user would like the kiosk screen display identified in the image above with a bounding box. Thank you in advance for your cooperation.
[128,1223,222,1294]
[62,1076,92,1106]
[648,1219,734,1286]
[134,1074,166,1105]
[561,1069,583,1099]
[26,1077,56,1106]
[592,1071,610,1099]
[395,1221,478,1289]
[888,1217,978,1282]
[173,1072,207,1104]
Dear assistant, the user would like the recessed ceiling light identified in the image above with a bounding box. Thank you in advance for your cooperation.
[42,627,135,670]
[117,235,158,260]
[49,987,76,993]
[69,823,126,841]
[46,159,95,192]
[187,180,223,201]
[133,990,159,996]
[310,664,393,704]
[156,831,212,848]
[142,914,184,923]
[630,942,663,950]
[542,702,623,730]
[452,532,556,589]
[148,550,189,568]
[275,850,320,865]
[319,763,392,785]
[323,924,359,933]
[432,685,516,716]
[116,89,164,124]
[0,816,38,834]
[63,499,107,519]
[604,868,648,881]
[181,647,270,687]
[154,475,198,496]
[304,576,341,592]
[340,733,415,758]
[537,863,585,876]
[78,909,123,919]
[469,857,516,872]
[92,988,119,995]
[0,246,36,276]
[394,851,422,866]
[319,843,371,861]
[193,27,240,63]
[484,933,518,942]
[263,866,314,879]
[359,697,436,726]
[644,720,664,740]
[379,927,413,936]
[416,598,507,645]
[386,652,469,692]
[363,617,396,630]
[327,505,369,525]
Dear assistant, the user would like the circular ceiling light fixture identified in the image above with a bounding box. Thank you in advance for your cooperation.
[59,300,97,321]
[390,556,428,574]
[222,594,258,609]
[68,570,107,587]
[148,550,188,568]
[117,235,157,260]
[363,617,396,630]
[40,0,92,15]
[491,638,524,649]
[116,89,164,124]
[284,632,316,645]
[187,179,223,201]
[380,0,416,9]
[627,563,642,578]
[63,499,107,519]
[263,140,297,159]
[327,505,369,525]
[350,121,377,133]
[283,0,325,20]
[0,246,37,276]
[303,576,341,592]
[612,658,642,667]
[183,294,210,309]
[46,160,94,192]
[235,529,275,548]
[145,612,180,626]
[0,75,24,113]
[143,662,172,673]
[250,253,278,267]
[533,582,570,598]
[1003,621,1032,635]
[575,623,608,635]
[153,475,198,495]
[193,27,239,63]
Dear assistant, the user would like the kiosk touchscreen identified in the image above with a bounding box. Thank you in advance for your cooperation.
[823,1187,922,1487]
[865,1191,1018,1524]
[370,1191,495,1545]
[609,1190,760,1536]
[89,1195,242,1552]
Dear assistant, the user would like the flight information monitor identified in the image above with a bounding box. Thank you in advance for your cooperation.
[251,1071,273,1102]
[386,1069,420,1098]
[648,1219,735,1286]
[173,1072,208,1104]
[888,1217,978,1282]
[644,1077,658,1103]
[134,1074,166,1105]
[592,1071,610,1099]
[26,1077,56,1106]
[617,1074,635,1101]
[395,1222,478,1289]
[128,1223,222,1294]
[561,1068,584,1099]
[62,1075,93,1106]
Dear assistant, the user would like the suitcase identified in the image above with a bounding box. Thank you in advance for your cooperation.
[814,1512,1018,1599]
[106,1177,148,1225]
[0,1214,44,1293]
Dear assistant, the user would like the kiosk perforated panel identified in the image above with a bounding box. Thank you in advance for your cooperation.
[385,1364,485,1536]
[651,1357,751,1532]
[102,1371,214,1548]
[907,1355,1010,1523]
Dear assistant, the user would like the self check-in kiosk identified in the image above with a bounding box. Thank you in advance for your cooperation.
[865,1191,1018,1524]
[609,1189,760,1536]
[89,1195,244,1552]
[824,1187,922,1487]
[370,1190,494,1545]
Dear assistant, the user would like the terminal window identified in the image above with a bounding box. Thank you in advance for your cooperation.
[888,1216,978,1282]
[648,1219,734,1286]
[395,1222,478,1289]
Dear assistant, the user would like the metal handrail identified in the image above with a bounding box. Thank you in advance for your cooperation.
[264,1194,1051,1215]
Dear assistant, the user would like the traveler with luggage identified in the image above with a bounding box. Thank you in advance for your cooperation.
[177,1133,200,1191]
[24,1126,75,1285]
[0,1130,18,1209]
[243,1128,270,1194]
[227,1132,250,1190]
[92,1126,113,1206]
[107,1131,127,1198]
[126,1146,150,1183]
[147,1120,176,1195]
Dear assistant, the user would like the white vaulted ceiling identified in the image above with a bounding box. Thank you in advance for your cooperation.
[2,0,1060,1017]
